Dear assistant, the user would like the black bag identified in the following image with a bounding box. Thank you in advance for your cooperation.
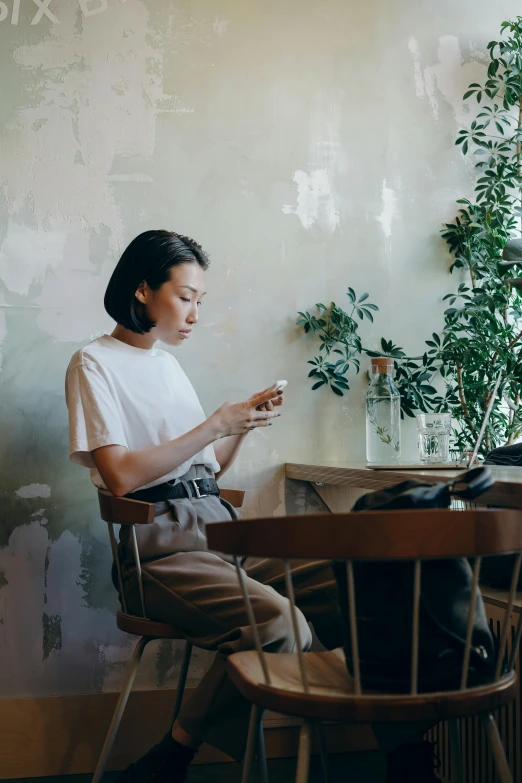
[485,442,522,467]
[481,445,522,589]
[333,468,497,692]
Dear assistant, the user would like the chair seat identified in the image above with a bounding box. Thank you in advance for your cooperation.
[117,611,186,639]
[227,647,518,723]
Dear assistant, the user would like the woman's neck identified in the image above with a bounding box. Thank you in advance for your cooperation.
[111,324,157,351]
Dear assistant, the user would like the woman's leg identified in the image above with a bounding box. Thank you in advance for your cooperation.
[243,557,344,650]
[123,550,311,760]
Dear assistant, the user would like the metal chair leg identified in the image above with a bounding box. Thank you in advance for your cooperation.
[449,719,463,783]
[295,721,312,783]
[316,721,331,783]
[171,641,193,725]
[92,636,149,783]
[257,709,269,783]
[242,704,263,783]
[481,712,513,783]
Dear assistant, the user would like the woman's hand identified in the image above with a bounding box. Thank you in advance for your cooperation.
[209,388,281,438]
[251,386,284,413]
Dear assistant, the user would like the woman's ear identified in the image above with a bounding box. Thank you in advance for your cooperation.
[135,280,147,304]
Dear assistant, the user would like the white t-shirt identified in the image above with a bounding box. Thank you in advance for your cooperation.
[65,334,220,489]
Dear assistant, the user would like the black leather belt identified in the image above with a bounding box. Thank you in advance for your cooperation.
[126,477,220,504]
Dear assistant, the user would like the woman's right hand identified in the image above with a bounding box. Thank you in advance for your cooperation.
[209,389,281,438]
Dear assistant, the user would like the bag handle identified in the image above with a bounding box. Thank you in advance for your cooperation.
[446,466,494,501]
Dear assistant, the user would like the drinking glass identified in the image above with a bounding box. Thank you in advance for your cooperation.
[416,413,451,464]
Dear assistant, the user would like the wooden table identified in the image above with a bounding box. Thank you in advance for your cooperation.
[285,462,522,513]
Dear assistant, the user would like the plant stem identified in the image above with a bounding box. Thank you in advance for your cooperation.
[489,325,522,371]
[508,327,522,349]
[456,361,477,436]
[518,93,522,234]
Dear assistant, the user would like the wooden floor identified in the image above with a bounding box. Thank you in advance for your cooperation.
[3,751,384,783]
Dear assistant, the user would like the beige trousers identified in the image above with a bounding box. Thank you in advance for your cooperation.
[122,549,342,759]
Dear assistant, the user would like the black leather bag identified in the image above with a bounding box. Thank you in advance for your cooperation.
[333,468,497,692]
[481,446,522,588]
[485,442,522,467]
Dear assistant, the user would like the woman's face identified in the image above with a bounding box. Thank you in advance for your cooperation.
[136,262,206,346]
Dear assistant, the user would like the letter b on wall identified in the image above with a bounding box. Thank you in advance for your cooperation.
[78,0,107,17]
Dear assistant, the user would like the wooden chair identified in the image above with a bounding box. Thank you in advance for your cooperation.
[206,508,522,783]
[92,487,245,783]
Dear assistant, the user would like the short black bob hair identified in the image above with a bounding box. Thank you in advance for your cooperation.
[104,230,210,334]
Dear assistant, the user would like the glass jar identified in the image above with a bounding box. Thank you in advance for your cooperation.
[366,357,401,465]
[416,412,451,464]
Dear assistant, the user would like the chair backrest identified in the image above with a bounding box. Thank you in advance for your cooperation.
[205,508,522,696]
[98,487,245,619]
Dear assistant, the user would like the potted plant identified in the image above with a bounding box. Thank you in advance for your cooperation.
[297,16,522,458]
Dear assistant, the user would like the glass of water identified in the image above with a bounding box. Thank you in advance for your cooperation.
[416,413,451,464]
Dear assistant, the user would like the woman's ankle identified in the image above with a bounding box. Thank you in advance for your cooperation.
[171,721,199,750]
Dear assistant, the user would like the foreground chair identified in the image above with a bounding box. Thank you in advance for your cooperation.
[92,487,245,783]
[206,508,522,783]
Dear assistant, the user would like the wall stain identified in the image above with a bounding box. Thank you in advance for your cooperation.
[156,640,184,688]
[44,545,50,605]
[0,572,7,589]
[42,613,62,660]
[79,533,116,611]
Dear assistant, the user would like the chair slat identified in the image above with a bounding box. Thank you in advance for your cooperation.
[461,557,482,689]
[234,556,271,685]
[108,522,128,614]
[130,526,147,618]
[346,561,361,695]
[508,608,522,671]
[495,553,522,681]
[283,561,309,693]
[411,560,421,695]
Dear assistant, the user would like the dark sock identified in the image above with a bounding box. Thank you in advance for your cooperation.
[163,734,198,763]
[116,731,197,783]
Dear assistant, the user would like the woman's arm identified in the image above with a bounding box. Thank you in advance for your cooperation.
[93,420,218,497]
[92,390,280,496]
[214,433,248,480]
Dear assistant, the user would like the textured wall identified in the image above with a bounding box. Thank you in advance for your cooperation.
[0,0,519,698]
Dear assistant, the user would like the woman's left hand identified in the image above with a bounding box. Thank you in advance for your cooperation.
[250,387,284,413]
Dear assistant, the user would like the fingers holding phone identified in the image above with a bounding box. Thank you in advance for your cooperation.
[254,380,287,411]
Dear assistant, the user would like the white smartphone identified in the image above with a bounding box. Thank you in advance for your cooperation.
[267,380,288,393]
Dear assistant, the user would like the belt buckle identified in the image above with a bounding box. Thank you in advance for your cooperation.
[190,479,208,499]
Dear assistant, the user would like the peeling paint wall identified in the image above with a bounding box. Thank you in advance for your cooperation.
[0,0,519,698]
